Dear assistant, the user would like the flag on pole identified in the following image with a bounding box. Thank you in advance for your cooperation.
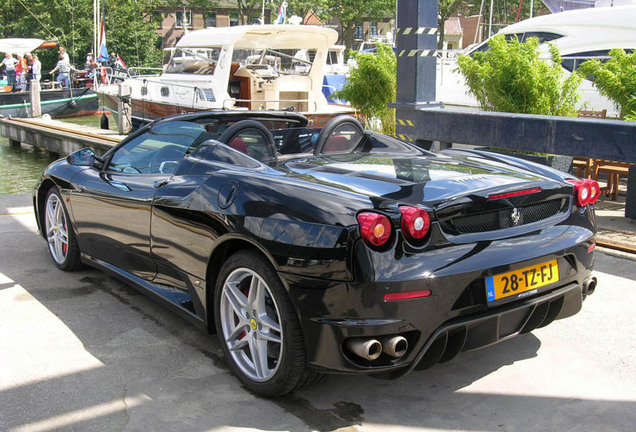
[116,55,127,69]
[275,2,288,24]
[98,16,109,63]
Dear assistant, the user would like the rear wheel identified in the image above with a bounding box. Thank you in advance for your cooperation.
[214,250,317,397]
[44,187,82,271]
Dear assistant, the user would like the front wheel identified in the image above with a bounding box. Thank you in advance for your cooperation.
[214,250,318,397]
[44,187,82,271]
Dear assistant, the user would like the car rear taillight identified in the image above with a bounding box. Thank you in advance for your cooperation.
[357,212,391,246]
[568,179,600,207]
[400,206,431,240]
[588,180,601,204]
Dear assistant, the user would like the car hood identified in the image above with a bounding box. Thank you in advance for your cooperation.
[282,152,567,208]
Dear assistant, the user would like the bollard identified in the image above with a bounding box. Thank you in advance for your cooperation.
[30,80,41,118]
[117,83,132,135]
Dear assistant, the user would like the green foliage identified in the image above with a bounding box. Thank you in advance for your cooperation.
[324,0,395,50]
[285,0,327,23]
[457,35,582,116]
[578,49,636,120]
[334,44,396,135]
[0,0,209,69]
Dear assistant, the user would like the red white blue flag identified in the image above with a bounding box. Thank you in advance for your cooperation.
[275,1,287,24]
[98,17,109,63]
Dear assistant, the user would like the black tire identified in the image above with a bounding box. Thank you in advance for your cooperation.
[214,250,317,397]
[43,187,82,271]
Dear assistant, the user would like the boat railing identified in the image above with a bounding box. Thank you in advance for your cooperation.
[127,67,163,78]
[223,98,318,112]
[133,78,218,107]
[436,49,463,60]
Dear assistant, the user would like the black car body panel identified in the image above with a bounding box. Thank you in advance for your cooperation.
[34,111,597,384]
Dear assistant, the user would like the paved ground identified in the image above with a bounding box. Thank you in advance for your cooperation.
[1,193,635,432]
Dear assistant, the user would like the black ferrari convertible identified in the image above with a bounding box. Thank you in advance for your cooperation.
[34,111,599,397]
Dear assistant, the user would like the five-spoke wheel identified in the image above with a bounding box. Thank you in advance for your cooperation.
[215,250,319,397]
[44,188,82,271]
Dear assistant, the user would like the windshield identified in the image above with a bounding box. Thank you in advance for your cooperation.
[232,48,317,76]
[164,48,220,74]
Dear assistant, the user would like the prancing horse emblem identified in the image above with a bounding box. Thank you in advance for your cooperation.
[511,208,521,225]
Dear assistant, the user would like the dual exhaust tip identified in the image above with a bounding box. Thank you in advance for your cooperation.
[583,276,597,298]
[346,335,408,361]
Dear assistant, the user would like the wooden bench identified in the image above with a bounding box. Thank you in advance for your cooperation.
[594,160,633,200]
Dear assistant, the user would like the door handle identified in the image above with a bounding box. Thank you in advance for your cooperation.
[154,179,169,189]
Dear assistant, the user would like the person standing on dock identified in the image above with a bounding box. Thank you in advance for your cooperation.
[32,55,42,83]
[2,52,18,92]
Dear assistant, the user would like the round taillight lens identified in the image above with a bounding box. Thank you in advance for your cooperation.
[586,179,601,204]
[400,206,431,240]
[576,181,592,207]
[357,212,392,246]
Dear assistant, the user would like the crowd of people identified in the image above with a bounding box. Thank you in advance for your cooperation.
[1,51,42,92]
[0,46,125,92]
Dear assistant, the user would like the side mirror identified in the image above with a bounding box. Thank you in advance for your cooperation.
[67,148,96,166]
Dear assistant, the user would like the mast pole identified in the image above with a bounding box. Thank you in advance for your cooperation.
[489,0,494,37]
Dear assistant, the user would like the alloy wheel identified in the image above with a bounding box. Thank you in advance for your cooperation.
[45,193,69,265]
[219,268,283,382]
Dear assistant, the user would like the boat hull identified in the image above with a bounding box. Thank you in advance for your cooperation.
[0,88,99,118]
[101,92,354,130]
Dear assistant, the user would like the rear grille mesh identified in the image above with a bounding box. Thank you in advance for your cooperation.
[441,199,566,234]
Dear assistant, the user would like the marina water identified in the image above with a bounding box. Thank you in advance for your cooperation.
[0,116,105,194]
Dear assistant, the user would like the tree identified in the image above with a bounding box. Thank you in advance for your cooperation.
[334,43,396,135]
[0,0,184,69]
[286,0,327,24]
[235,0,263,24]
[456,35,582,116]
[324,0,395,50]
[578,49,636,120]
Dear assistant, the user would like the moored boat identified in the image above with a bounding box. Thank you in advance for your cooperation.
[0,38,98,119]
[437,5,636,116]
[97,25,353,130]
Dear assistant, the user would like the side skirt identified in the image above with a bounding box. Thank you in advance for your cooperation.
[81,253,207,330]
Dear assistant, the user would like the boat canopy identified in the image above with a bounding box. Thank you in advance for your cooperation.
[176,25,339,50]
[0,38,49,54]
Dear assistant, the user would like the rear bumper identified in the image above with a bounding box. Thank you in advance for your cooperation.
[400,282,582,376]
[280,231,595,375]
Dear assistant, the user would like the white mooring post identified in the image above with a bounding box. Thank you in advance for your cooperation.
[117,83,132,135]
[30,80,42,118]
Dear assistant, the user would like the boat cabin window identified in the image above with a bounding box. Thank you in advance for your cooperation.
[560,49,622,73]
[469,31,563,55]
[232,48,317,76]
[164,48,220,74]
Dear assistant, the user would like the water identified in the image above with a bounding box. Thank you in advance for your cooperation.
[0,115,106,195]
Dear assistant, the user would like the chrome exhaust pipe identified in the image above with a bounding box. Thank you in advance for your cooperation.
[583,277,597,297]
[381,335,408,358]
[346,338,382,361]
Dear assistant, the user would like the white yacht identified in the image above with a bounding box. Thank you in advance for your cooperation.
[437,5,636,116]
[98,25,352,129]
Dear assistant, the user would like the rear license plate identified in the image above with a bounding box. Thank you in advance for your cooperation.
[486,259,559,303]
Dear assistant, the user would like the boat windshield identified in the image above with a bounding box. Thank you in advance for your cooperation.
[232,48,317,76]
[163,48,220,74]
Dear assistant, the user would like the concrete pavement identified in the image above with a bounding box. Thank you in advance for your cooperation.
[1,193,635,432]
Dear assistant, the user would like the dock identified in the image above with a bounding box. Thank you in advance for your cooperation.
[0,116,127,156]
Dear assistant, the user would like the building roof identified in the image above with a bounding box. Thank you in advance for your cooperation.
[445,17,463,36]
